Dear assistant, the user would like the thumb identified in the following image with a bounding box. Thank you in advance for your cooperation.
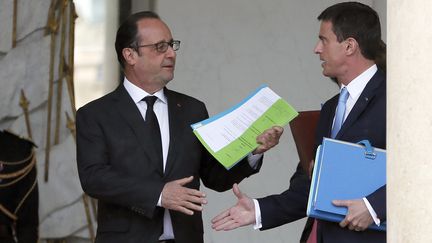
[177,176,194,186]
[273,126,284,134]
[332,199,349,207]
[233,183,243,199]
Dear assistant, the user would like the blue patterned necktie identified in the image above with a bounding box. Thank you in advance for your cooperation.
[331,87,349,138]
[308,88,348,243]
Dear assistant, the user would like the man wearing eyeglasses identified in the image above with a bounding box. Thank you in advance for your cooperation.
[76,11,283,243]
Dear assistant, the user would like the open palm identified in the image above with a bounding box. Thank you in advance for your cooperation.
[211,183,256,231]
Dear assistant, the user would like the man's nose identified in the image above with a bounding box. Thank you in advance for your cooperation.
[313,42,322,54]
[165,45,176,58]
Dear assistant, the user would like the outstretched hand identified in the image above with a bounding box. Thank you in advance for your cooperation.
[333,199,374,231]
[161,176,207,215]
[211,183,256,231]
[253,126,284,154]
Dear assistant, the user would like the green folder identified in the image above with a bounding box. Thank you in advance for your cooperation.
[191,85,298,169]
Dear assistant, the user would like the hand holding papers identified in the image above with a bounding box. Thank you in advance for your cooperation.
[191,85,298,169]
[307,138,386,231]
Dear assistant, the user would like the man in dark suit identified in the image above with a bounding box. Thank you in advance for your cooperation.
[211,2,386,243]
[76,11,283,243]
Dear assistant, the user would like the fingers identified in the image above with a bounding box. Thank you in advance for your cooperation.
[269,125,284,134]
[176,176,206,199]
[211,184,242,229]
[213,217,241,231]
[177,201,203,215]
[185,187,206,199]
[332,199,349,207]
[334,200,350,228]
[257,126,284,145]
[211,209,253,231]
[184,190,207,205]
[161,177,207,215]
[211,209,242,231]
[335,199,371,232]
[339,212,359,230]
[254,126,284,154]
[339,218,349,228]
[211,185,256,231]
[169,193,207,215]
[340,217,364,231]
[173,205,194,216]
[176,175,194,186]
[211,209,230,223]
[211,184,245,230]
[211,210,233,230]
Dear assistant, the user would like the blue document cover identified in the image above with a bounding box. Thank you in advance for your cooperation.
[307,138,386,231]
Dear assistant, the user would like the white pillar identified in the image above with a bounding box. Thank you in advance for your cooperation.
[388,1,432,242]
[103,0,119,93]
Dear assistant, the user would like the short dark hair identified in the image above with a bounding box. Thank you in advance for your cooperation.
[318,2,384,62]
[115,11,160,68]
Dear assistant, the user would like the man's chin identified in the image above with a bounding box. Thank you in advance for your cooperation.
[322,69,332,78]
[163,72,174,83]
[162,77,173,86]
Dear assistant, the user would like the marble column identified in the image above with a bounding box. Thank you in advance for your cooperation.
[103,0,119,93]
[388,1,432,242]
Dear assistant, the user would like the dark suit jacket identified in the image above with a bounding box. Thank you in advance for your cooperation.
[76,85,261,243]
[257,69,386,243]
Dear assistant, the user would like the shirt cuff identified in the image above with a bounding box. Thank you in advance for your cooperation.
[247,153,263,169]
[363,197,380,226]
[252,199,262,230]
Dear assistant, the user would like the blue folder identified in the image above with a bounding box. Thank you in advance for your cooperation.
[307,138,386,231]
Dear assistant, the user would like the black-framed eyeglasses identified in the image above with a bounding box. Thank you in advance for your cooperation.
[136,40,181,53]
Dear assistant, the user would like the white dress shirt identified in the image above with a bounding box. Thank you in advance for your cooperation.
[124,78,174,240]
[253,64,381,229]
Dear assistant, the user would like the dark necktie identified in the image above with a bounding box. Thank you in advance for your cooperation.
[143,96,163,166]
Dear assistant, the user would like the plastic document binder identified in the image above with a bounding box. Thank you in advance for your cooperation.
[307,138,386,231]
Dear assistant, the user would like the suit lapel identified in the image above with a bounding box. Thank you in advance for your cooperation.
[164,88,185,176]
[336,70,385,139]
[112,85,164,175]
[324,98,338,139]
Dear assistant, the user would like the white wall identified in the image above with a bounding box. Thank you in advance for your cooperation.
[148,1,386,242]
[388,1,432,242]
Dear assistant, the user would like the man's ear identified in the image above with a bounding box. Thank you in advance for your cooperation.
[122,47,137,66]
[345,37,359,56]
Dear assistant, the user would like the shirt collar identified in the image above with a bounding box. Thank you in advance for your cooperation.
[123,77,167,104]
[341,64,377,100]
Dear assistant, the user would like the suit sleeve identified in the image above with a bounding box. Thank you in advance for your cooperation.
[199,151,262,192]
[196,103,262,192]
[257,163,310,230]
[254,99,334,231]
[366,185,386,221]
[76,107,164,219]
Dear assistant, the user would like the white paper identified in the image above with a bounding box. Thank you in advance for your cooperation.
[195,87,280,152]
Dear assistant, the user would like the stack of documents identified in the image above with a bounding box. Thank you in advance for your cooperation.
[307,138,386,231]
[191,85,298,169]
